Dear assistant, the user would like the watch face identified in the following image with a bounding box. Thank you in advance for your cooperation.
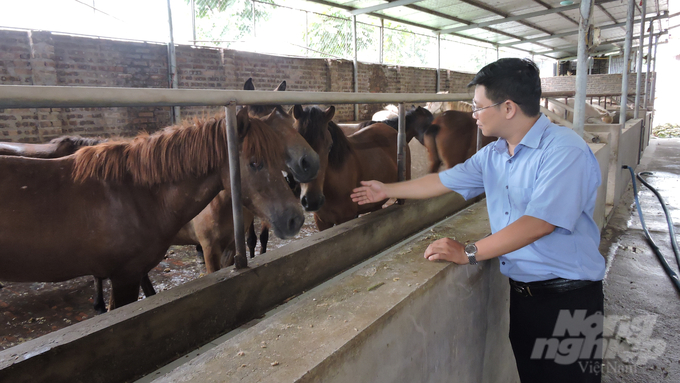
[465,243,477,255]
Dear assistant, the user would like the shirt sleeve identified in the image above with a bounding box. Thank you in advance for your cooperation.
[438,148,486,200]
[524,145,600,233]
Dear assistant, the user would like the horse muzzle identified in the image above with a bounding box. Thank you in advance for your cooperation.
[287,152,319,184]
[300,193,325,212]
[270,205,304,239]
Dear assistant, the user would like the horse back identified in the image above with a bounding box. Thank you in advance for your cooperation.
[429,111,478,168]
[349,122,410,183]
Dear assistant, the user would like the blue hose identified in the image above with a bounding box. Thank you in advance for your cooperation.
[624,165,680,294]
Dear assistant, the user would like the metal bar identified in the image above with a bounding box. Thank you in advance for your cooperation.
[350,0,425,16]
[620,0,636,129]
[397,103,406,205]
[0,86,477,109]
[225,104,248,270]
[437,2,582,34]
[533,29,666,56]
[436,34,441,93]
[456,0,554,36]
[634,0,647,119]
[380,18,384,64]
[649,34,659,111]
[352,15,359,120]
[572,0,594,138]
[166,0,180,124]
[643,21,654,110]
[191,0,196,44]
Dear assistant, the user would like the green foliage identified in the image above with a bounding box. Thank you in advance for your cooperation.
[187,0,273,45]
[652,123,680,138]
[305,10,372,59]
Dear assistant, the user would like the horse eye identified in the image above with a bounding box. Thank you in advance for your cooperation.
[250,161,264,170]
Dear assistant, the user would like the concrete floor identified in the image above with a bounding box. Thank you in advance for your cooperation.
[600,137,680,382]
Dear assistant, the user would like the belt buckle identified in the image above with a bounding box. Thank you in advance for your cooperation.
[513,284,533,297]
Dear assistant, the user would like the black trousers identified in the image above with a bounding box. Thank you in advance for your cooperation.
[509,280,604,383]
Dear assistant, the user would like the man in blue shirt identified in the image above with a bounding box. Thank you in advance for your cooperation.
[351,58,605,383]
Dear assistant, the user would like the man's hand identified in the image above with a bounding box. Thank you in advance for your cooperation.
[351,180,388,205]
[423,237,468,264]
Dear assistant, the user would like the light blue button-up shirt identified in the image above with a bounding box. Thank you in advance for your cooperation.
[439,114,605,283]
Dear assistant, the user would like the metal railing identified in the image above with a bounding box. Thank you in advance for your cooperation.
[0,84,470,268]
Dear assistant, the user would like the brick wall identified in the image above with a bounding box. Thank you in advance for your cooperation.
[541,73,648,95]
[0,29,653,143]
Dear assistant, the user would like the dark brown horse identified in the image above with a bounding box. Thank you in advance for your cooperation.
[0,107,304,310]
[293,105,410,230]
[424,110,496,172]
[0,135,107,157]
[337,105,433,144]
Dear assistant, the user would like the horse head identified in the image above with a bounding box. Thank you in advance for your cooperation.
[243,78,320,184]
[228,107,305,239]
[293,104,336,212]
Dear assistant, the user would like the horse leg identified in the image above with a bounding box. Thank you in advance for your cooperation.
[203,244,223,273]
[93,277,106,314]
[140,274,156,297]
[260,223,269,255]
[195,244,205,264]
[314,214,334,231]
[108,278,141,310]
[247,221,257,258]
[423,132,441,173]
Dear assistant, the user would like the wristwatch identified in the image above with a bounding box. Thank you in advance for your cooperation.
[464,243,479,265]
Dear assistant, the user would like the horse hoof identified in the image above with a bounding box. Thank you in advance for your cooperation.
[195,253,205,264]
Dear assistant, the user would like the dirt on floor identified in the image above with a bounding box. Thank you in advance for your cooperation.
[0,214,319,352]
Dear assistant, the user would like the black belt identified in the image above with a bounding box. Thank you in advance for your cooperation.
[509,278,598,297]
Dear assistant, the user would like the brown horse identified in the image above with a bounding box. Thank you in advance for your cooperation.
[337,105,433,144]
[171,104,315,272]
[0,107,304,310]
[293,105,410,231]
[424,110,496,172]
[0,135,107,158]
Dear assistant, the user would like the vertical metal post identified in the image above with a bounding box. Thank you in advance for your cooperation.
[225,104,247,269]
[191,0,196,45]
[496,46,500,60]
[397,103,406,205]
[380,18,384,64]
[436,33,441,93]
[352,15,359,120]
[620,0,635,129]
[166,0,180,124]
[634,0,647,119]
[649,34,659,112]
[643,22,654,110]
[573,0,594,138]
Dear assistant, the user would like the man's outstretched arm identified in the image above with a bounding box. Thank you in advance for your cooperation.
[351,173,452,205]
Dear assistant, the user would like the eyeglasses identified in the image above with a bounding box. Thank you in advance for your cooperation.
[471,101,504,115]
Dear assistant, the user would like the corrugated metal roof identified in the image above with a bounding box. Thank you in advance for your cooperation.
[305,0,672,60]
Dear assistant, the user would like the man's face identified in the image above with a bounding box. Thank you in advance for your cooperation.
[471,85,504,138]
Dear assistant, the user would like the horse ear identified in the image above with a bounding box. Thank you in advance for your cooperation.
[236,106,250,139]
[293,104,304,120]
[243,78,255,91]
[324,106,335,122]
[275,80,286,91]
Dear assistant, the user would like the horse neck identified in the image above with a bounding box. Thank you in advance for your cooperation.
[156,171,226,231]
[327,121,354,169]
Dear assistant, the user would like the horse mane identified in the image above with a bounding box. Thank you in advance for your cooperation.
[296,106,353,170]
[245,104,287,119]
[72,114,283,187]
[49,135,108,147]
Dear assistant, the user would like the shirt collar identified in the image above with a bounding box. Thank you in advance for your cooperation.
[492,113,551,154]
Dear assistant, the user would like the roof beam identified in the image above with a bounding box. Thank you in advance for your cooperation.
[531,0,579,26]
[498,16,649,48]
[456,0,554,36]
[350,0,425,16]
[535,30,668,56]
[437,3,582,34]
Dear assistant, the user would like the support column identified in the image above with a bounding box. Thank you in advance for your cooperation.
[634,0,646,119]
[167,0,180,124]
[619,0,635,128]
[436,33,441,93]
[643,22,654,110]
[572,0,594,138]
[225,103,247,269]
[352,15,359,120]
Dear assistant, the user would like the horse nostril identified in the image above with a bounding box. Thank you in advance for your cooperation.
[300,156,309,172]
[319,195,326,208]
[288,214,303,233]
[301,195,308,209]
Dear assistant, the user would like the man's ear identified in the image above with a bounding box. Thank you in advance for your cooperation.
[504,100,519,120]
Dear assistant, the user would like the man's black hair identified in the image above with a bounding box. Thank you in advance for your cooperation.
[468,58,542,117]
